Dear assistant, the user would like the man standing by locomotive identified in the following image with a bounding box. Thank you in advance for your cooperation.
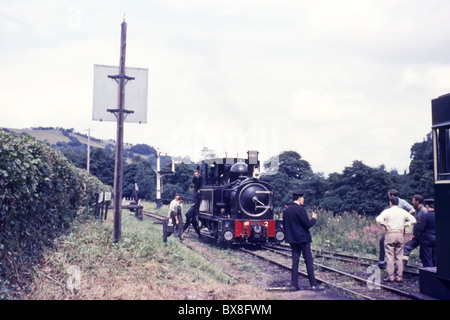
[192,170,201,214]
[376,196,416,282]
[377,189,414,269]
[173,196,184,240]
[168,193,180,219]
[417,199,436,267]
[403,194,427,267]
[283,190,321,291]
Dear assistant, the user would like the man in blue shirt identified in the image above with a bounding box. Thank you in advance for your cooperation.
[403,194,427,266]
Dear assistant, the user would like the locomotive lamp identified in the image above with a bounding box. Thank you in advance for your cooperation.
[247,150,260,179]
[247,150,259,164]
[420,93,450,299]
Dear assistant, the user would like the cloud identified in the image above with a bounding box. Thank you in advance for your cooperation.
[1,0,449,175]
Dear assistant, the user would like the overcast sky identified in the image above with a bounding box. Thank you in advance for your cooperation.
[2,0,450,175]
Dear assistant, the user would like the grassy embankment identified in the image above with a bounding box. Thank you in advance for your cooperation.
[27,204,420,299]
[27,201,273,300]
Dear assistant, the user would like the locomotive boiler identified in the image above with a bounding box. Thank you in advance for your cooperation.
[196,151,284,244]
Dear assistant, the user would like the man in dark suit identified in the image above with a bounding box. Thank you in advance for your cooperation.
[417,199,436,267]
[283,189,322,291]
[192,170,201,214]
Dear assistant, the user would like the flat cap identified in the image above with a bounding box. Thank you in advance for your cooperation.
[292,189,306,197]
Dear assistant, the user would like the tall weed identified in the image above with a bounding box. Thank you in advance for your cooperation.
[311,209,419,264]
[311,209,385,256]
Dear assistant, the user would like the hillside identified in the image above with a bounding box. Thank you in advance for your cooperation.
[0,127,195,203]
[2,127,192,170]
[2,127,109,149]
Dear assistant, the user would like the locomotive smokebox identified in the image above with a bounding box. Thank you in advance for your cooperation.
[238,183,273,218]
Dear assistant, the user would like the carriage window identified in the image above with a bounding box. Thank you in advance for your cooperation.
[435,127,450,182]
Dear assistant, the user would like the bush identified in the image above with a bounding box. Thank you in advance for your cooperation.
[0,130,107,298]
[311,209,384,256]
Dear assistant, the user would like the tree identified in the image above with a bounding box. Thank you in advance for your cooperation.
[262,151,327,209]
[321,160,395,216]
[89,148,115,186]
[130,143,157,155]
[162,163,194,203]
[123,156,156,201]
[405,132,434,199]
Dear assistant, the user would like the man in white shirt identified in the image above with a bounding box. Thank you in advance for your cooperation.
[376,197,417,282]
[168,193,180,219]
[377,189,415,268]
[173,196,184,239]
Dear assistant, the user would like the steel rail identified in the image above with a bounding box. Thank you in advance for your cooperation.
[267,243,420,274]
[239,248,375,300]
[261,245,425,300]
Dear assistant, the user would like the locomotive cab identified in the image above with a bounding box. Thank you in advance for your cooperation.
[196,151,284,244]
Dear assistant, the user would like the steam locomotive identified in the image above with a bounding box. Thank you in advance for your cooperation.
[196,151,284,244]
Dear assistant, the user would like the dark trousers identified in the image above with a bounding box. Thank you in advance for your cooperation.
[193,192,200,214]
[404,237,420,258]
[420,234,436,267]
[183,214,200,235]
[420,243,436,267]
[289,242,317,287]
[182,204,201,235]
[174,213,183,238]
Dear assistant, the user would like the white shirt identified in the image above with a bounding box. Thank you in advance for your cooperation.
[168,199,178,215]
[376,205,417,233]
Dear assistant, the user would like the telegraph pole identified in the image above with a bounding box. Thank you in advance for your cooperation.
[109,19,134,242]
[85,128,91,173]
[93,18,147,243]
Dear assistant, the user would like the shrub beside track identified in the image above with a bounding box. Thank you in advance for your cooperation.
[0,130,108,298]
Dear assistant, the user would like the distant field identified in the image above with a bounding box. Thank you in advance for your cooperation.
[3,128,107,149]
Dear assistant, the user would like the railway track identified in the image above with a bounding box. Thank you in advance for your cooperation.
[142,210,166,222]
[256,244,428,300]
[239,247,376,300]
[141,210,430,300]
[312,249,420,276]
[267,243,420,276]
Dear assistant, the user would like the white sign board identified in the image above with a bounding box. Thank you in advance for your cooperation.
[98,192,112,203]
[93,64,148,123]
